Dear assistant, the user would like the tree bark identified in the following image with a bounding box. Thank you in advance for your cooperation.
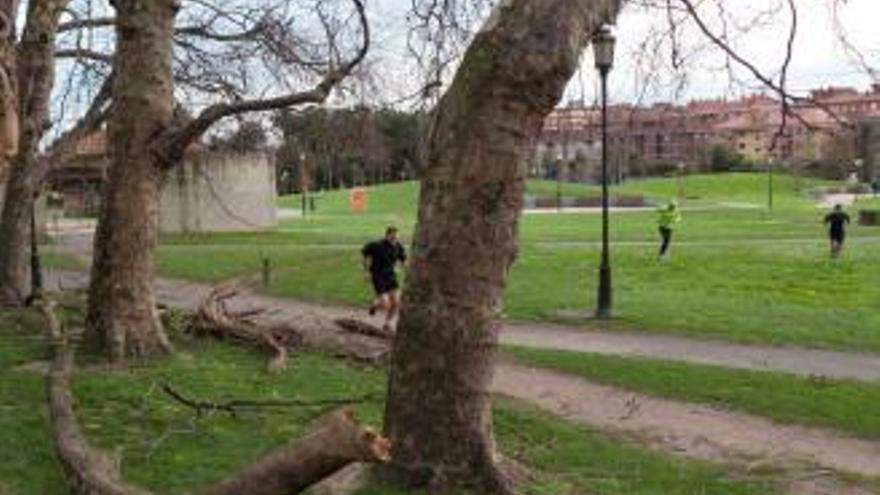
[84,0,177,361]
[85,0,367,364]
[0,0,68,306]
[382,0,621,492]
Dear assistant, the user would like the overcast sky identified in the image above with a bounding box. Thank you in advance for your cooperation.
[364,0,880,107]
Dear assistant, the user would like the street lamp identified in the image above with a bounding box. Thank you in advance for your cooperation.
[556,151,563,212]
[767,155,774,212]
[299,152,308,217]
[594,25,615,320]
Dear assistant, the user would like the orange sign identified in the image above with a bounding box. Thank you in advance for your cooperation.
[349,187,368,213]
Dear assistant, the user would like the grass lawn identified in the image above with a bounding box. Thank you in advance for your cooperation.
[0,307,783,495]
[507,346,880,439]
[155,173,880,351]
[39,248,85,271]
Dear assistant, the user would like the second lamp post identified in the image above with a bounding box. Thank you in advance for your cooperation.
[594,25,615,320]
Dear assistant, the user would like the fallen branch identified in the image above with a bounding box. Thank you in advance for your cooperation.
[160,382,381,418]
[191,286,303,373]
[43,300,156,495]
[333,318,395,340]
[43,300,391,495]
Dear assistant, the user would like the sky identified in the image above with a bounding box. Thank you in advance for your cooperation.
[47,0,880,136]
[364,0,880,108]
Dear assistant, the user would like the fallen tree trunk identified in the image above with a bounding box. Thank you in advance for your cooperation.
[197,409,391,495]
[190,285,393,365]
[333,317,395,340]
[43,300,391,495]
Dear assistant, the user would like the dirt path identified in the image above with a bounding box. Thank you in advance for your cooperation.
[494,363,880,495]
[503,323,880,382]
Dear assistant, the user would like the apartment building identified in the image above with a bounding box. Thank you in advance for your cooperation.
[537,84,880,181]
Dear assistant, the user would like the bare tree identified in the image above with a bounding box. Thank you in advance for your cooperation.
[0,0,76,307]
[84,0,369,363]
[382,1,622,492]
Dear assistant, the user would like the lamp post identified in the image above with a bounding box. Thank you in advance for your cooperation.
[556,152,563,212]
[299,152,308,217]
[594,25,615,320]
[767,155,774,212]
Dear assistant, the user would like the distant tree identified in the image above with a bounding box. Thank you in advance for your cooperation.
[209,121,268,153]
[274,105,420,193]
[710,145,749,172]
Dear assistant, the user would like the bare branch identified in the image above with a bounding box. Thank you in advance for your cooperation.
[677,0,851,130]
[160,0,370,166]
[55,48,113,64]
[57,16,114,34]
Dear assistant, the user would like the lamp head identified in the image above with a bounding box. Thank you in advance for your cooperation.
[593,25,616,74]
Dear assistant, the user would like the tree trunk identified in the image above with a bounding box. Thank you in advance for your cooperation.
[0,0,67,306]
[382,0,620,492]
[85,0,177,362]
[0,153,36,305]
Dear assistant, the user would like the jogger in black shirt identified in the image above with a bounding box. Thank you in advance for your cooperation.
[362,226,407,330]
[823,204,851,259]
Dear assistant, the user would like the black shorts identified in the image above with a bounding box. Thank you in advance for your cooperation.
[830,230,845,243]
[371,273,399,296]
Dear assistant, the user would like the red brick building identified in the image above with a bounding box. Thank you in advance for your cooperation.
[536,84,880,181]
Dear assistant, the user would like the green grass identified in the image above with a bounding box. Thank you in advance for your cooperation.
[507,346,880,439]
[156,173,880,352]
[158,236,880,352]
[354,401,783,495]
[0,309,386,495]
[1,308,783,495]
[39,248,85,271]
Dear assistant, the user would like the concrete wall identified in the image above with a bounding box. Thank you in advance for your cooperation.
[159,151,277,233]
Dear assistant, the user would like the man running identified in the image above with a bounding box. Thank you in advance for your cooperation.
[656,200,681,260]
[823,204,851,258]
[362,226,407,330]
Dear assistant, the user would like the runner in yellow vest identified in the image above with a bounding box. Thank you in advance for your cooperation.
[657,200,681,260]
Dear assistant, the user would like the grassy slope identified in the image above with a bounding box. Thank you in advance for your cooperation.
[0,311,780,495]
[507,346,880,439]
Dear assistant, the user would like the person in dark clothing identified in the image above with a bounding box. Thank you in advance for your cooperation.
[362,226,407,330]
[823,204,851,258]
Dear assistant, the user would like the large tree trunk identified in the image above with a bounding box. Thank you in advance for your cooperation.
[382,0,621,492]
[0,0,67,306]
[85,0,177,362]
